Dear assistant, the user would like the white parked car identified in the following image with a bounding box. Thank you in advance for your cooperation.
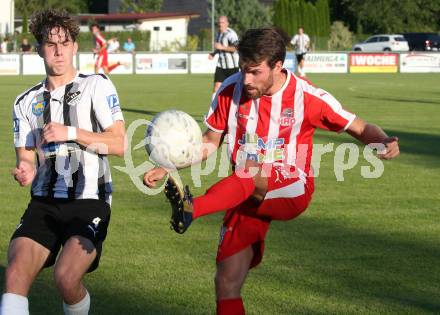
[353,34,409,52]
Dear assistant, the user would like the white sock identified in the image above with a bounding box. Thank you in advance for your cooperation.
[0,293,29,315]
[63,291,90,315]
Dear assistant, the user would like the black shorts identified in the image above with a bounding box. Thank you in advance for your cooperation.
[214,67,239,83]
[11,197,111,273]
[296,53,306,63]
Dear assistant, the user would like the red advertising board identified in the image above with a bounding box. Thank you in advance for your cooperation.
[350,53,398,73]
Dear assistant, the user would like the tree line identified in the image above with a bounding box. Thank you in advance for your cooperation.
[14,0,440,37]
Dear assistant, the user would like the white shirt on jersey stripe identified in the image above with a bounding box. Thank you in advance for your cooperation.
[12,72,124,204]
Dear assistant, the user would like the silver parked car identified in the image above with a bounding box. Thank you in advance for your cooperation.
[353,34,409,52]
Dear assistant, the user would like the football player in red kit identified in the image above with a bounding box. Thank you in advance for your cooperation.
[90,23,121,74]
[144,28,400,315]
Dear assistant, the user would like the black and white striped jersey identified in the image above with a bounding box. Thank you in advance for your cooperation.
[214,28,239,69]
[12,73,124,204]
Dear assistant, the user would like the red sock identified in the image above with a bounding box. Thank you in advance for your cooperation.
[217,298,245,315]
[192,173,255,219]
[108,63,120,73]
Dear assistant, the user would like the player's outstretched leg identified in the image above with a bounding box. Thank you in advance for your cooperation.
[107,62,121,73]
[215,245,255,315]
[164,176,194,234]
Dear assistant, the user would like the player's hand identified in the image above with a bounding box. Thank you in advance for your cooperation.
[12,160,36,186]
[208,54,214,60]
[378,136,400,160]
[214,43,224,50]
[143,167,168,188]
[42,122,68,143]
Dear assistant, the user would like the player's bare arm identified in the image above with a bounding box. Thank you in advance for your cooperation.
[42,120,126,157]
[143,128,223,188]
[346,117,400,160]
[13,147,36,186]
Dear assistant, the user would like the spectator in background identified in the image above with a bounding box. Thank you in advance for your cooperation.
[1,37,9,53]
[290,26,310,77]
[107,37,120,53]
[20,38,32,53]
[208,15,239,98]
[123,37,135,53]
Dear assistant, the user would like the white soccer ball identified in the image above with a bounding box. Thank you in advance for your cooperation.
[145,109,203,169]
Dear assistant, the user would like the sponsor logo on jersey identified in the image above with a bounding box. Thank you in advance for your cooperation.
[13,118,19,132]
[237,133,285,163]
[106,94,120,109]
[279,108,295,127]
[66,91,81,106]
[106,94,121,114]
[32,101,46,116]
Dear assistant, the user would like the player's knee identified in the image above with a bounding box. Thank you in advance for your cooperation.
[5,263,33,292]
[54,267,81,294]
[6,264,24,285]
[214,272,242,296]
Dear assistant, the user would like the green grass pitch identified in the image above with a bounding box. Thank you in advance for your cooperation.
[0,73,439,314]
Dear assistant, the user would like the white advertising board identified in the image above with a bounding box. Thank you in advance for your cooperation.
[304,53,348,73]
[400,53,440,73]
[23,54,77,75]
[22,54,46,75]
[79,53,134,74]
[0,54,20,75]
[135,54,188,74]
[190,53,217,73]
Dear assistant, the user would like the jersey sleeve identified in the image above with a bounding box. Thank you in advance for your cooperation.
[204,84,234,133]
[290,35,298,46]
[92,76,124,130]
[13,100,35,148]
[228,30,239,46]
[304,86,355,133]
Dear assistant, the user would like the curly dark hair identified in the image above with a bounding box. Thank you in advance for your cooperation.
[238,27,291,69]
[29,9,80,45]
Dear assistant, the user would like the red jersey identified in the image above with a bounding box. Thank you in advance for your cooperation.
[94,32,107,55]
[205,70,356,184]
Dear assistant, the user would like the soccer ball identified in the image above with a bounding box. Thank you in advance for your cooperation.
[145,109,203,169]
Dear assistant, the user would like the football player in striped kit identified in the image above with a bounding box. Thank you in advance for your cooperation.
[1,9,125,315]
[209,16,240,97]
[144,27,399,315]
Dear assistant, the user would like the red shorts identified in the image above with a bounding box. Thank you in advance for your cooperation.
[96,51,108,68]
[216,164,314,268]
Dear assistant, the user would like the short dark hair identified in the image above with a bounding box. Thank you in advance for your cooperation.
[89,23,100,31]
[30,9,79,45]
[238,27,290,68]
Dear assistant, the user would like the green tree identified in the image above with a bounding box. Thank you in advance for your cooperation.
[336,0,440,34]
[328,21,353,50]
[15,0,86,33]
[209,0,272,36]
[316,0,330,36]
[273,0,330,38]
[119,0,162,13]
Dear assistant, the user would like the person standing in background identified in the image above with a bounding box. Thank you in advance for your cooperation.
[1,37,9,53]
[291,27,310,77]
[208,16,240,98]
[123,37,135,53]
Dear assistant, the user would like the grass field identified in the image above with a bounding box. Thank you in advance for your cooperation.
[0,73,439,315]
